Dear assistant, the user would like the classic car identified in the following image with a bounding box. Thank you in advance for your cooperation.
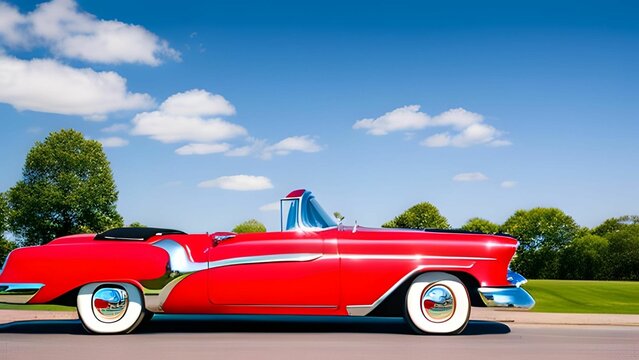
[0,189,534,334]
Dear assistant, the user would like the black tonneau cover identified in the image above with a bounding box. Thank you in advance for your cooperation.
[94,227,186,241]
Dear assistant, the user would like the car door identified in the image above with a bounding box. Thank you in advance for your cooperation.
[207,229,339,307]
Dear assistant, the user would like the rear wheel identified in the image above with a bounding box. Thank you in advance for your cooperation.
[404,272,470,335]
[77,282,146,334]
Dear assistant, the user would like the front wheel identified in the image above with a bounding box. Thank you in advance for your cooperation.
[404,272,470,335]
[77,282,146,334]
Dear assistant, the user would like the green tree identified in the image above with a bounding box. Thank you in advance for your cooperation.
[592,215,639,236]
[501,207,580,279]
[0,193,16,267]
[605,224,639,280]
[461,217,499,234]
[0,193,7,236]
[559,234,609,280]
[382,202,450,229]
[7,129,123,246]
[127,222,146,228]
[0,238,16,268]
[232,219,267,233]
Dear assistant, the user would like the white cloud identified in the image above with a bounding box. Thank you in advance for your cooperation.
[160,89,235,117]
[422,123,508,148]
[225,138,267,157]
[226,145,259,157]
[222,136,322,159]
[259,201,280,212]
[131,90,247,143]
[132,112,246,143]
[262,136,322,159]
[355,105,511,148]
[501,180,517,188]
[421,132,451,147]
[101,123,129,133]
[130,91,322,158]
[175,143,231,155]
[0,2,26,46]
[99,136,128,148]
[353,105,429,135]
[430,108,484,130]
[198,175,274,191]
[452,172,489,182]
[0,0,179,65]
[450,123,500,147]
[0,55,154,118]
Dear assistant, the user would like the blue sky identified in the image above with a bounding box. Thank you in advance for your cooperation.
[0,0,637,232]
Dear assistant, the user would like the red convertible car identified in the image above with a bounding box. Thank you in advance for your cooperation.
[0,189,534,334]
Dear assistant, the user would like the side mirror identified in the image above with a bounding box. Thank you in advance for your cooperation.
[210,232,236,247]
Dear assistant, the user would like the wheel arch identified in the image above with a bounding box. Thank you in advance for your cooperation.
[368,270,483,317]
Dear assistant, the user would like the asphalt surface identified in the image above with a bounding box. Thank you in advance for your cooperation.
[1,315,638,360]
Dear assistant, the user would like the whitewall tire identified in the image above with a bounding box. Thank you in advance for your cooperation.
[405,272,470,335]
[77,282,145,334]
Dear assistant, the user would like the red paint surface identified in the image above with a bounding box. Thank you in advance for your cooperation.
[1,225,518,315]
[285,189,306,198]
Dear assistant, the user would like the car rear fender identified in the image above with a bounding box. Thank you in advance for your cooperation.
[0,242,169,304]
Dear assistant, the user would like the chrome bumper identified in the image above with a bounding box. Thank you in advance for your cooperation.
[0,283,44,304]
[477,270,535,309]
[478,286,535,309]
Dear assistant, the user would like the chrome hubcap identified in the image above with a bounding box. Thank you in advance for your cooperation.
[92,287,129,323]
[421,284,455,322]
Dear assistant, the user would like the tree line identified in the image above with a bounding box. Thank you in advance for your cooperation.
[382,202,639,281]
[1,129,637,281]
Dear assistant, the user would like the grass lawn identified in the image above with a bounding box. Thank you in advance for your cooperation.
[0,303,74,311]
[2,279,638,315]
[524,279,639,314]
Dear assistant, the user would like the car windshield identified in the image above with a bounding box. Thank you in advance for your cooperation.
[281,191,337,230]
[283,199,299,230]
[301,196,337,229]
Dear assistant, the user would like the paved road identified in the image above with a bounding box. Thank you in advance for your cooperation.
[1,316,637,360]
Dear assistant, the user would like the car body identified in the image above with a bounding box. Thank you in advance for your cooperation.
[0,189,534,334]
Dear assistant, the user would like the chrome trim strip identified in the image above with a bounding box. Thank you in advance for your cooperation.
[478,287,535,309]
[340,254,495,261]
[346,264,475,316]
[142,239,324,313]
[0,283,45,304]
[152,239,208,273]
[210,253,322,269]
[102,236,145,241]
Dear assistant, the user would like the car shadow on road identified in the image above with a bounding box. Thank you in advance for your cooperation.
[0,316,510,336]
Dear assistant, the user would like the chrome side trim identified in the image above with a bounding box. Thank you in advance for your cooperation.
[340,254,495,261]
[102,236,145,241]
[210,253,322,269]
[0,283,45,304]
[142,239,323,313]
[346,264,474,316]
[478,287,535,309]
[152,239,208,273]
